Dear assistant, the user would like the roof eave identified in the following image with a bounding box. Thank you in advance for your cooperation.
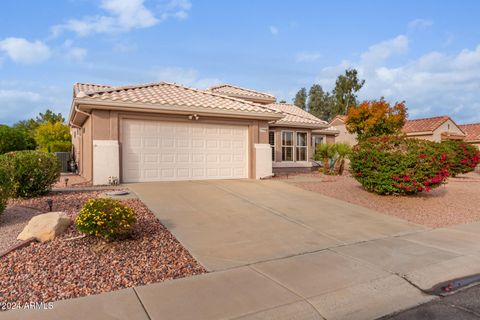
[270,122,328,129]
[73,98,284,122]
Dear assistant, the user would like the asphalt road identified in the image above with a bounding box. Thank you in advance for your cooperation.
[381,284,480,320]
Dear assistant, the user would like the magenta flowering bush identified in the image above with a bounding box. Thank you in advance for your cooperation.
[350,136,450,195]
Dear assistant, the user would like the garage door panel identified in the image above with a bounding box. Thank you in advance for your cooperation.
[122,120,248,182]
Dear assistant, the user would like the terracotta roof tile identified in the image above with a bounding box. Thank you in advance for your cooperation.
[266,103,327,127]
[208,84,276,102]
[74,82,281,116]
[74,83,113,95]
[402,116,451,134]
[459,123,480,142]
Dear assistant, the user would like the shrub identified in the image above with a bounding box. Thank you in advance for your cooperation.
[0,150,61,198]
[34,122,72,152]
[76,198,137,240]
[49,141,72,153]
[0,163,13,214]
[350,136,449,195]
[315,143,337,173]
[0,125,36,154]
[440,141,480,176]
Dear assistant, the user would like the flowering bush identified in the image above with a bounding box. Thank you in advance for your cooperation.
[0,150,61,198]
[440,141,480,177]
[350,136,449,195]
[76,198,136,240]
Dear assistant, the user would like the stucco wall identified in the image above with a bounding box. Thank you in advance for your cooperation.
[78,108,269,181]
[81,117,92,181]
[329,120,357,145]
[433,119,464,142]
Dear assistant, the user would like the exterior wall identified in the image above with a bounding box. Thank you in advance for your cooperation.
[433,119,464,142]
[329,120,357,145]
[271,127,313,167]
[406,134,434,141]
[81,117,92,181]
[78,107,269,182]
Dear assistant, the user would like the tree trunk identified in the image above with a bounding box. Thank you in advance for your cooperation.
[334,159,342,175]
[339,159,345,175]
[323,158,330,174]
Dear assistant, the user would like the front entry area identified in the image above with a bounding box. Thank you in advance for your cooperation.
[121,119,249,182]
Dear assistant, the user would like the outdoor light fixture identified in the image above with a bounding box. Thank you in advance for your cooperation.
[65,178,69,188]
[46,199,53,212]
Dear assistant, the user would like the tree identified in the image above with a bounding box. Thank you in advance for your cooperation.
[36,109,65,124]
[307,84,335,121]
[34,122,72,152]
[346,98,407,140]
[293,88,307,110]
[331,68,365,117]
[0,125,36,154]
[279,100,287,103]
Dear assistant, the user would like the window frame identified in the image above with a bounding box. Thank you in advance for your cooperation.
[269,130,276,161]
[296,131,308,162]
[281,130,294,162]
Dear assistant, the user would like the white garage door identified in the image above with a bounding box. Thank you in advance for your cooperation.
[121,119,249,182]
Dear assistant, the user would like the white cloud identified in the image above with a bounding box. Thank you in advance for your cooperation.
[316,35,480,123]
[0,37,51,64]
[154,67,222,89]
[269,25,279,35]
[360,35,409,66]
[296,51,322,63]
[0,89,42,123]
[62,40,87,61]
[408,19,433,30]
[52,0,191,37]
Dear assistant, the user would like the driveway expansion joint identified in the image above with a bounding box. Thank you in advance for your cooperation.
[133,287,153,320]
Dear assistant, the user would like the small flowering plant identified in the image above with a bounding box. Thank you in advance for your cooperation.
[75,198,137,240]
[350,136,450,195]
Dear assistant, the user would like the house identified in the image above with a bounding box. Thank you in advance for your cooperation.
[401,116,465,142]
[331,115,466,144]
[459,123,480,149]
[69,82,329,184]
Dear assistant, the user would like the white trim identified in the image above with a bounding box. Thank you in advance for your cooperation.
[281,130,294,162]
[296,131,308,162]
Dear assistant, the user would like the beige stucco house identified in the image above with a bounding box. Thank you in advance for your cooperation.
[330,115,466,145]
[459,123,480,149]
[69,82,328,184]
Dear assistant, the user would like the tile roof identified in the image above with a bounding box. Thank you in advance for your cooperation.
[402,116,451,134]
[73,82,282,116]
[208,84,276,102]
[330,115,347,123]
[266,103,328,127]
[74,83,113,96]
[459,123,480,142]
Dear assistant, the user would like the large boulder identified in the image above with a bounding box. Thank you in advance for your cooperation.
[17,212,72,242]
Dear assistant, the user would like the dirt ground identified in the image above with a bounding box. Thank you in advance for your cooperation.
[282,171,480,228]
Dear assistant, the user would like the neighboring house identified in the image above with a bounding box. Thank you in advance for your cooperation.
[459,123,480,149]
[69,82,328,184]
[402,116,465,142]
[331,115,466,144]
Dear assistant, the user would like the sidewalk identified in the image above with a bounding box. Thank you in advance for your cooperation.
[4,221,480,320]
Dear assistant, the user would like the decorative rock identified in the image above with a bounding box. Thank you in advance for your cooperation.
[17,212,72,242]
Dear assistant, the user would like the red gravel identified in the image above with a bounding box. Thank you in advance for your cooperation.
[54,174,92,189]
[0,192,206,305]
[287,172,480,228]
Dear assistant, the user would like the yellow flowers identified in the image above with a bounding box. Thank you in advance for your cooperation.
[75,198,137,241]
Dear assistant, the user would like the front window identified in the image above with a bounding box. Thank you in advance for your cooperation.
[282,131,293,161]
[313,136,324,154]
[269,131,275,161]
[296,132,307,161]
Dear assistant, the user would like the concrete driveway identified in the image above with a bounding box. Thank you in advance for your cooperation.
[129,179,424,271]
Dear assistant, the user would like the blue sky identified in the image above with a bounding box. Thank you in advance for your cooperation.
[1,0,480,125]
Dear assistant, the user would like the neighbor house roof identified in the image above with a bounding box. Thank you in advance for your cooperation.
[329,115,347,124]
[402,116,456,134]
[70,82,284,126]
[266,103,328,128]
[459,123,480,142]
[207,84,276,103]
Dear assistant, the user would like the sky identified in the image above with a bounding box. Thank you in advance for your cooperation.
[1,0,480,125]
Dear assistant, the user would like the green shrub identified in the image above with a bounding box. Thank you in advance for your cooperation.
[440,141,480,177]
[0,150,61,198]
[0,125,36,154]
[0,163,14,214]
[350,136,449,195]
[49,141,72,153]
[76,198,137,240]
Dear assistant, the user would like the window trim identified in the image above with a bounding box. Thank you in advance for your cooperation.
[296,131,308,162]
[281,130,294,162]
[269,130,276,161]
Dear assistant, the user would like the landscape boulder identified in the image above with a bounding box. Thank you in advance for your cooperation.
[17,212,72,242]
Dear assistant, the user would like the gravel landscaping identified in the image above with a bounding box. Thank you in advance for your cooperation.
[0,191,206,305]
[283,171,480,228]
[54,174,92,189]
